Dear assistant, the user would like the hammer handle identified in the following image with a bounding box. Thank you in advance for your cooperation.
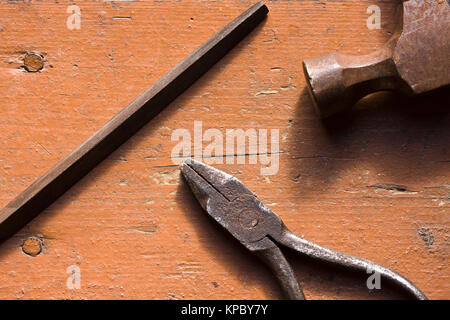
[302,48,411,118]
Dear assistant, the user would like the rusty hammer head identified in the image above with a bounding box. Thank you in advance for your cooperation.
[303,0,450,118]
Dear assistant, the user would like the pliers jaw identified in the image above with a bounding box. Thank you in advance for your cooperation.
[180,158,253,203]
[180,159,283,251]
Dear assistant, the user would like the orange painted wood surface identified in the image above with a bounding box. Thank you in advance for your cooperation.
[0,0,448,299]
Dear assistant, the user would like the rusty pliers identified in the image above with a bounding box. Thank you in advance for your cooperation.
[180,159,427,300]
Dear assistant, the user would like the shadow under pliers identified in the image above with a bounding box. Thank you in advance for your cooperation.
[180,159,427,300]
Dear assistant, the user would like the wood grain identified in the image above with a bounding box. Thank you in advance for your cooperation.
[0,0,268,244]
[0,0,448,300]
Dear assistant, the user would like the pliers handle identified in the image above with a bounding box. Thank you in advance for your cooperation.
[255,225,426,300]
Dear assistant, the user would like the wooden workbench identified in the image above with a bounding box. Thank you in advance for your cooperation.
[0,0,448,300]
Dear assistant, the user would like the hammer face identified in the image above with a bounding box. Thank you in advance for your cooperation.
[302,54,348,118]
